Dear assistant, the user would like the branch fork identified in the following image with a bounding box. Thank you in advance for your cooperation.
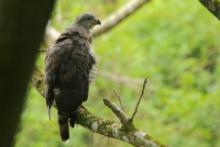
[103,78,147,132]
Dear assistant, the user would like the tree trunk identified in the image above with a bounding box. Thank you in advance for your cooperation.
[0,0,55,146]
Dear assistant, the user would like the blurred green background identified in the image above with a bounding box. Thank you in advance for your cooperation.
[15,0,220,147]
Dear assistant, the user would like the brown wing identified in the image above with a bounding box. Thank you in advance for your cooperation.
[45,30,93,113]
[44,33,74,117]
[54,39,91,113]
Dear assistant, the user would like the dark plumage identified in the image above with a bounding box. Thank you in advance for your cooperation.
[45,13,100,141]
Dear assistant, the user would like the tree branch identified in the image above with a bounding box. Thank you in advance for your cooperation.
[92,0,151,37]
[103,98,129,124]
[45,0,151,45]
[199,0,220,20]
[113,89,125,111]
[130,78,147,121]
[45,26,60,45]
[31,67,165,147]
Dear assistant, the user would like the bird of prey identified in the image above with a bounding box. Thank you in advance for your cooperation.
[44,13,101,141]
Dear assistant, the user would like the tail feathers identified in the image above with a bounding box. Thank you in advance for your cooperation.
[58,113,69,141]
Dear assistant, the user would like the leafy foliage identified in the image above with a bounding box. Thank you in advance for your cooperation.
[15,0,220,147]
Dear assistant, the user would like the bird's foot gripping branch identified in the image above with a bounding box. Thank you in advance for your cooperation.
[32,67,166,147]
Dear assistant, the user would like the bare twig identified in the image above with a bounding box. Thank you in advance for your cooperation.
[113,89,124,111]
[199,0,220,20]
[32,67,165,147]
[130,78,147,121]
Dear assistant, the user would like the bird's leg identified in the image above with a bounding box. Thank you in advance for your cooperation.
[69,111,78,128]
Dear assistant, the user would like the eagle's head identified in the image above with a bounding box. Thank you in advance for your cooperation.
[75,13,101,29]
